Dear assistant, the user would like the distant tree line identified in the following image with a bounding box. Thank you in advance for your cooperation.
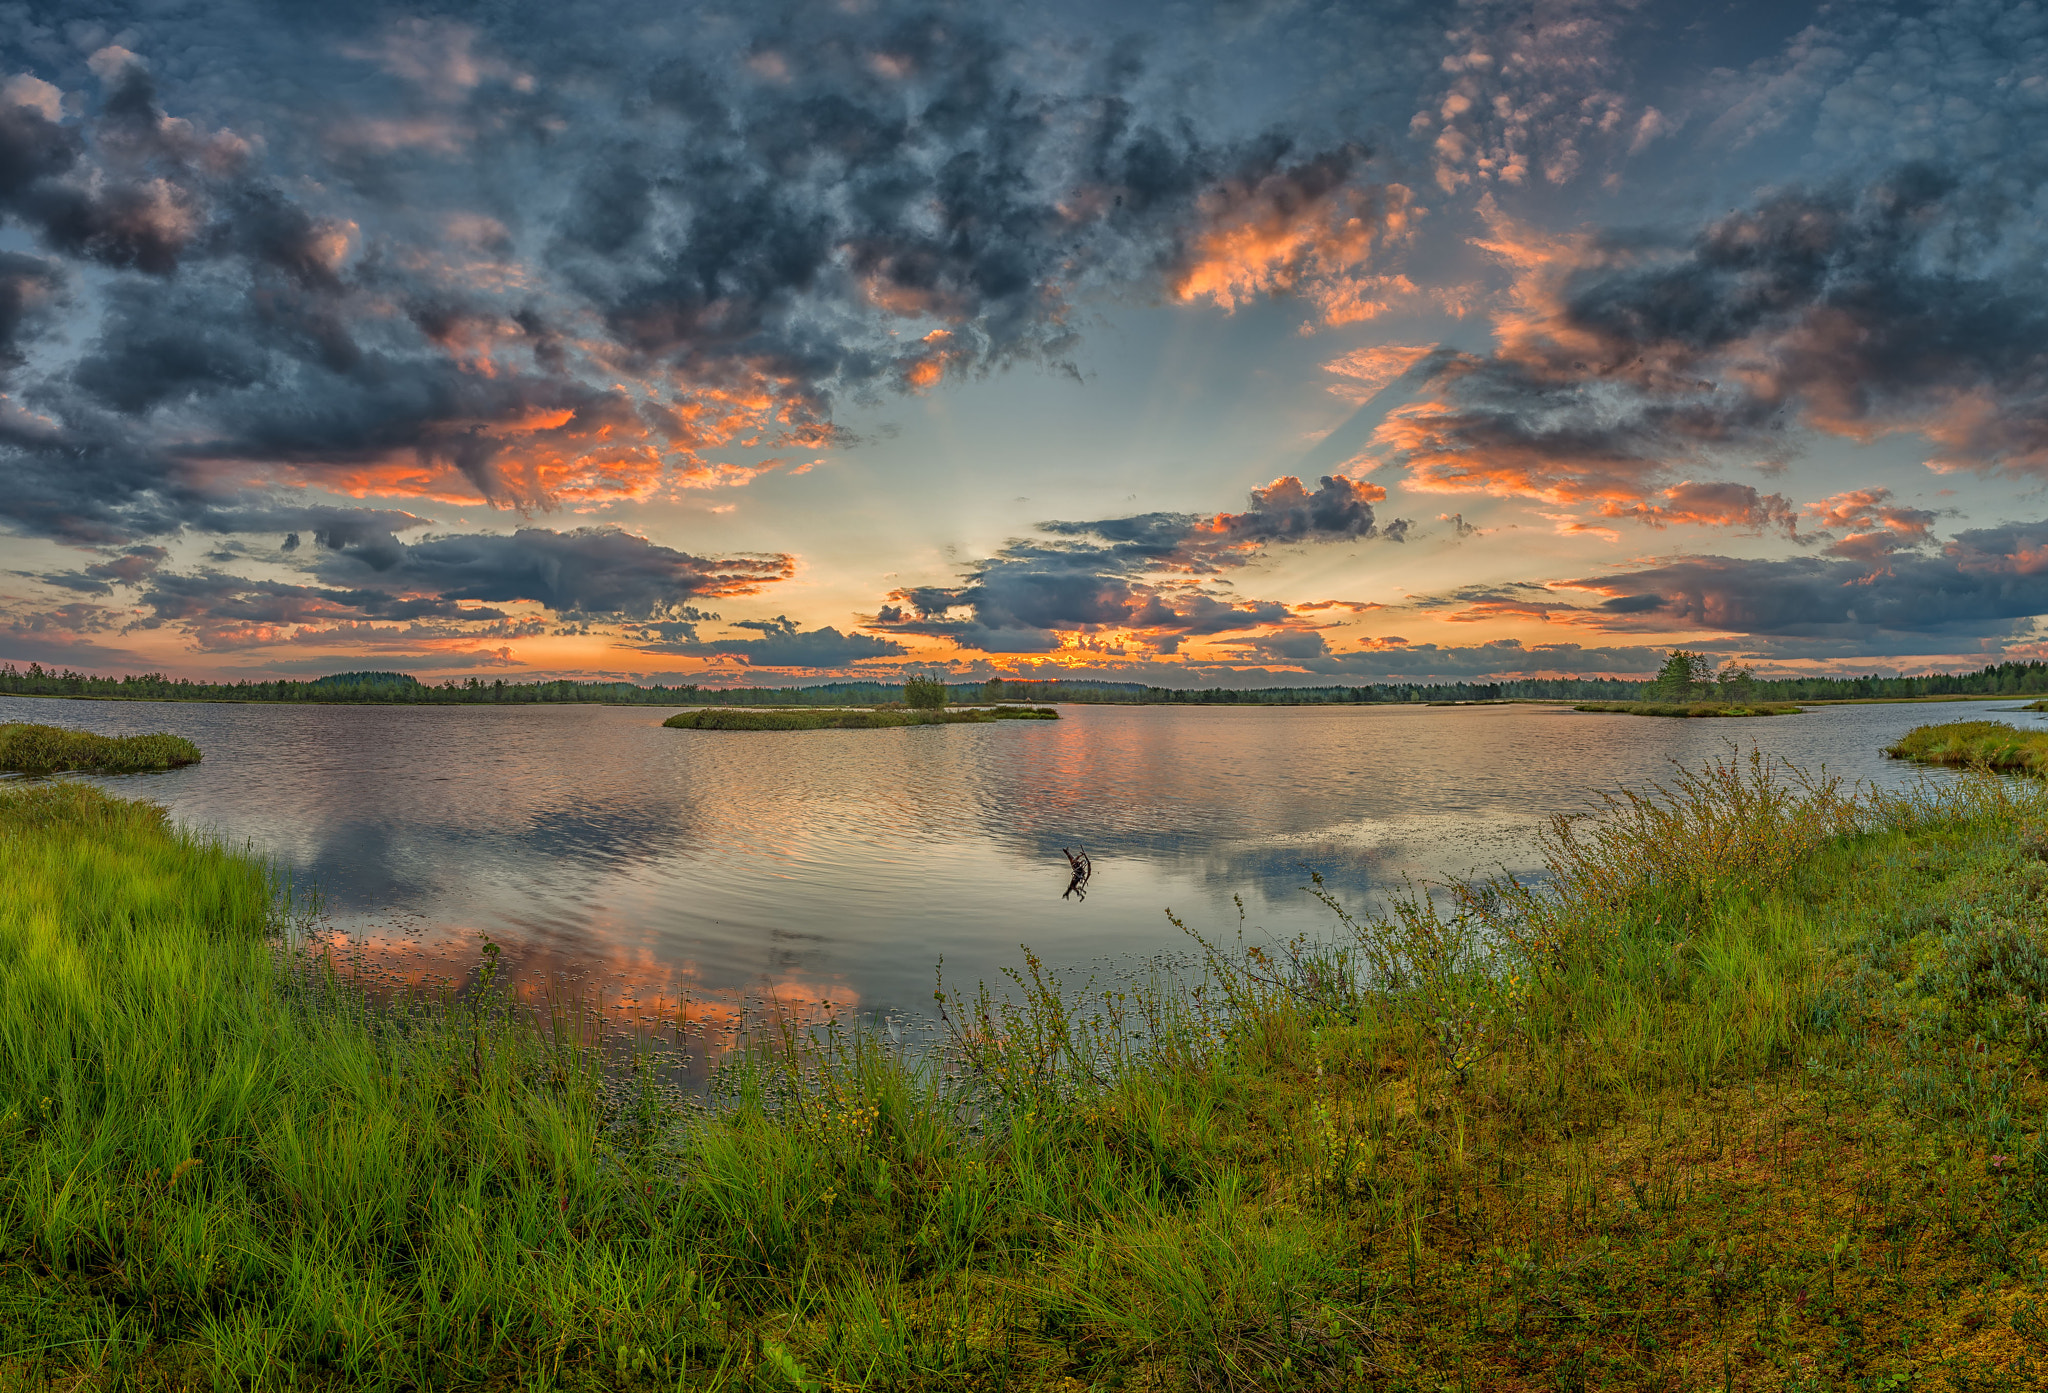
[1638,653,2048,703]
[0,665,704,705]
[5,658,2047,708]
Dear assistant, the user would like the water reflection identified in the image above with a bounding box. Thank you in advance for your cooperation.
[5,694,2036,1025]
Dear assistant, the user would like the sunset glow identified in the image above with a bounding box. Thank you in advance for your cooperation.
[1,2,2043,685]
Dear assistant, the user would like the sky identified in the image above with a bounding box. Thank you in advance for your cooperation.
[1,0,2045,687]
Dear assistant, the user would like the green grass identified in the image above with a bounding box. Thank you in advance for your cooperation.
[663,705,1058,730]
[1887,719,2048,773]
[1575,700,1804,717]
[11,756,2048,1388]
[0,722,201,773]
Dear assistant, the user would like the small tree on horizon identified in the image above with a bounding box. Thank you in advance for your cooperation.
[1650,649,1718,701]
[903,673,949,709]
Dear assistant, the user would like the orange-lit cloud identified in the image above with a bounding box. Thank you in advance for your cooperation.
[1603,480,1798,535]
[1170,152,1418,327]
[1323,344,1439,404]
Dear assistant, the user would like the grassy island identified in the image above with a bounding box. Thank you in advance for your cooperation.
[663,705,1058,731]
[1887,718,2048,773]
[1574,699,1803,718]
[12,754,2048,1388]
[0,721,202,774]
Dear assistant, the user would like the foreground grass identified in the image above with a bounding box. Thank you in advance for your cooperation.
[0,722,201,774]
[1888,719,2048,774]
[1575,700,1803,718]
[663,705,1058,730]
[10,759,2048,1388]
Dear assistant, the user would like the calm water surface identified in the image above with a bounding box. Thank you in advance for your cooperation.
[4,695,2033,1023]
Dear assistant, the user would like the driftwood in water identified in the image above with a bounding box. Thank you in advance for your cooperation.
[1061,846,1093,901]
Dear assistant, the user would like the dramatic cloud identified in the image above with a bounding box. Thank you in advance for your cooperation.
[876,475,1390,655]
[2,2,2045,683]
[638,615,907,669]
[0,251,63,376]
[1803,487,1939,559]
[32,524,795,652]
[1560,520,2048,641]
[129,570,514,651]
[315,526,793,616]
[1414,0,1650,193]
[1298,637,1671,681]
[1612,480,1798,535]
[1381,162,2048,522]
[0,2,1415,558]
[1167,148,1419,326]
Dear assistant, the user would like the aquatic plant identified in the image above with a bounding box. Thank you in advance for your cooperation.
[0,721,202,773]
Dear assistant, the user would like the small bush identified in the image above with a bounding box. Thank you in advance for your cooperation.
[902,674,949,709]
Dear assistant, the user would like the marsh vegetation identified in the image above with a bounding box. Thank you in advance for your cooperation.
[7,751,2048,1387]
[0,721,202,774]
[662,705,1058,731]
[1888,719,2048,773]
[1574,701,1804,718]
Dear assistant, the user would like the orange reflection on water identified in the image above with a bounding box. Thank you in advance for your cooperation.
[306,916,860,1067]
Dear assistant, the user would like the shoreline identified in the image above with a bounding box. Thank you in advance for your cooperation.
[6,726,2048,1386]
[663,706,1059,730]
[0,686,2018,710]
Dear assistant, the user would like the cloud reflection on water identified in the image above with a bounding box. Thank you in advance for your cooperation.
[5,695,2018,1020]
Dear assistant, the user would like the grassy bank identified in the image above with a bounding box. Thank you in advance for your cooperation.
[0,722,201,774]
[663,705,1058,731]
[1575,700,1803,718]
[1887,719,2048,773]
[11,758,2048,1388]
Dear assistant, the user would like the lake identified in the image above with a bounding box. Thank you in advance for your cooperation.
[1,695,2031,1031]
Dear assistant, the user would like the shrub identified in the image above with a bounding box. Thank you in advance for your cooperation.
[902,674,949,709]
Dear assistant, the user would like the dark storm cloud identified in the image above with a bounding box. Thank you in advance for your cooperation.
[549,22,1399,415]
[875,475,1378,653]
[639,614,907,668]
[51,524,788,650]
[24,543,169,595]
[0,55,254,278]
[1391,163,2048,509]
[0,250,63,376]
[1297,639,1671,682]
[0,0,1418,561]
[315,526,795,617]
[125,570,513,650]
[1559,521,2048,641]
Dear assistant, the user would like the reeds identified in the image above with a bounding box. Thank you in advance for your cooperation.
[8,756,2048,1388]
[0,722,202,773]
